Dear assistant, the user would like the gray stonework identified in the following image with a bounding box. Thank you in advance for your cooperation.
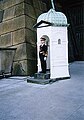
[0,48,16,76]
[0,10,3,22]
[0,62,84,120]
[0,0,47,75]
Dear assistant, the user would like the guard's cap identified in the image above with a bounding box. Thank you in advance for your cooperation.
[40,37,46,41]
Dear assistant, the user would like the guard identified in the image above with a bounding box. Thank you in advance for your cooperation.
[39,37,48,73]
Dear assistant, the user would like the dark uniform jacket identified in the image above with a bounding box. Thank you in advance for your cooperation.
[39,44,48,60]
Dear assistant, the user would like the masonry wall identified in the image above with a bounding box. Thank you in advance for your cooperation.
[0,0,47,75]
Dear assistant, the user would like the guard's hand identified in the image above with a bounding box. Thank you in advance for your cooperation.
[44,57,47,61]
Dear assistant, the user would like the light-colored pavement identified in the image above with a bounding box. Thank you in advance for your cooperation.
[0,61,84,120]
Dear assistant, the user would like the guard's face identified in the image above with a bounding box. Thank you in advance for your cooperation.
[40,39,45,44]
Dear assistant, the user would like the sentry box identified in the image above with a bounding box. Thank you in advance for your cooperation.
[34,8,70,79]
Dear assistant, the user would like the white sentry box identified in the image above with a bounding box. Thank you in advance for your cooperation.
[35,9,70,79]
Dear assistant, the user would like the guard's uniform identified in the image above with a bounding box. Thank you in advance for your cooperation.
[39,44,48,73]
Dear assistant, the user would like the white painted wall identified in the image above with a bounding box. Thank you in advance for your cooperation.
[37,26,70,79]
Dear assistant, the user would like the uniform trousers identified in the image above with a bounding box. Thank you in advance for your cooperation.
[39,54,46,73]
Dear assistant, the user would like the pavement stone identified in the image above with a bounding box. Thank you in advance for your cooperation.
[0,61,84,120]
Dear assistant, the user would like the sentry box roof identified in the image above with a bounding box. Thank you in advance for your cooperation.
[34,9,68,28]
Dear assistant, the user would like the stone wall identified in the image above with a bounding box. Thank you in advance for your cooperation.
[0,0,47,75]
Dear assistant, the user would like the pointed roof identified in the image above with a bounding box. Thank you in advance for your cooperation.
[37,9,68,26]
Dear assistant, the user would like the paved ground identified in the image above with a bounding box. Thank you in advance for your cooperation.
[0,61,84,120]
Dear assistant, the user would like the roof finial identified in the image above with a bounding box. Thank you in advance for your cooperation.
[51,0,55,10]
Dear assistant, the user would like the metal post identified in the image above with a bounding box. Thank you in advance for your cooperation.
[51,0,55,10]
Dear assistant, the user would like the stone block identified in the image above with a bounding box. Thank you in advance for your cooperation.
[12,28,25,45]
[13,60,27,75]
[0,1,3,10]
[38,0,47,11]
[35,8,43,18]
[26,43,37,60]
[2,19,14,34]
[27,59,37,75]
[14,2,24,17]
[0,10,4,22]
[25,28,37,45]
[24,3,36,19]
[3,0,24,9]
[25,15,36,31]
[1,15,25,34]
[3,2,25,21]
[32,0,47,11]
[34,73,50,79]
[3,6,15,21]
[0,22,2,35]
[14,43,27,61]
[24,0,33,5]
[40,1,47,12]
[13,58,37,76]
[0,48,16,74]
[32,0,40,9]
[0,33,12,47]
[27,77,51,84]
[12,15,25,31]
